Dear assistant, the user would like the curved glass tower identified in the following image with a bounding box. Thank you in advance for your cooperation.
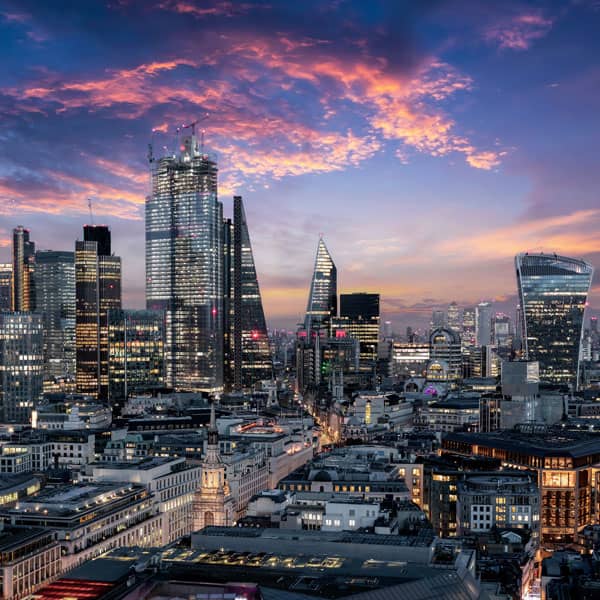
[515,253,593,388]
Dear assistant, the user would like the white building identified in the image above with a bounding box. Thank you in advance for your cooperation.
[33,404,111,431]
[1,483,164,571]
[321,499,381,532]
[88,456,201,545]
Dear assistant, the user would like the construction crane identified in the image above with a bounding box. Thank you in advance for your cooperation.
[88,198,95,225]
[181,113,209,153]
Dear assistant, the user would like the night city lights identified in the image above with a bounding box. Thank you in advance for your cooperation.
[0,2,599,600]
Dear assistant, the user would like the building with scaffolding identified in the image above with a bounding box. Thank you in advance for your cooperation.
[146,130,223,392]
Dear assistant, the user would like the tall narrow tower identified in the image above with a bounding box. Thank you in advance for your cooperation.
[192,401,235,531]
[304,237,337,337]
[11,226,35,312]
[33,250,76,381]
[75,225,121,399]
[225,196,272,391]
[146,132,223,392]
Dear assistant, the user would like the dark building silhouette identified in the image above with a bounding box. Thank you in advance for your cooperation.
[75,225,121,399]
[11,225,35,312]
[224,196,271,391]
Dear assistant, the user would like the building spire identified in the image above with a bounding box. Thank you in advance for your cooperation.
[209,398,216,431]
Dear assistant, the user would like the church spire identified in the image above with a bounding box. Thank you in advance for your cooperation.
[207,398,219,449]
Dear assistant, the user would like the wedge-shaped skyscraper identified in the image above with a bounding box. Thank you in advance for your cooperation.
[515,253,593,388]
[224,196,272,390]
[304,237,337,336]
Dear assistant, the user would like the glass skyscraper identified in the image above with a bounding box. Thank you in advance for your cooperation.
[12,225,35,312]
[107,309,164,405]
[304,237,337,336]
[33,250,76,382]
[75,225,122,399]
[515,253,593,387]
[224,196,272,391]
[0,263,12,311]
[475,301,493,347]
[146,132,223,392]
[332,293,380,370]
[0,312,43,423]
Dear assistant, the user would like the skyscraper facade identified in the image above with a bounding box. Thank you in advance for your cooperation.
[107,309,164,405]
[11,226,35,312]
[461,307,476,348]
[447,301,461,332]
[75,225,122,399]
[224,196,272,391]
[475,301,493,347]
[515,253,593,387]
[0,263,12,311]
[431,310,447,329]
[304,237,337,336]
[332,293,380,369]
[33,250,76,381]
[0,312,43,423]
[146,133,223,392]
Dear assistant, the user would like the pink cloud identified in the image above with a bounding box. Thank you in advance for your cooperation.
[485,12,554,51]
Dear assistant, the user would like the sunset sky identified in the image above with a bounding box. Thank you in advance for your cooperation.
[1,0,599,329]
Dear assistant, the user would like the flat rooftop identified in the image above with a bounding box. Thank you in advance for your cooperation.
[444,428,600,458]
[195,526,434,548]
[0,526,54,553]
[3,483,144,518]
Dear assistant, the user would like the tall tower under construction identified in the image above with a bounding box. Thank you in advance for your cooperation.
[146,130,224,392]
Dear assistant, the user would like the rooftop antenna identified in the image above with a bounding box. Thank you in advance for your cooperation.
[88,198,95,225]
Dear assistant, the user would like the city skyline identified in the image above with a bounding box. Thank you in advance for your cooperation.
[1,0,600,329]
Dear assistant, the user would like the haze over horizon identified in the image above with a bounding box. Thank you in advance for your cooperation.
[1,0,599,330]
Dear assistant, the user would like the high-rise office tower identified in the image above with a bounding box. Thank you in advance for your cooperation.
[0,264,12,311]
[431,310,446,329]
[147,131,223,392]
[108,309,164,405]
[33,250,76,381]
[475,301,493,347]
[447,301,461,332]
[11,226,35,311]
[515,253,593,387]
[224,196,272,391]
[332,293,380,369]
[0,312,43,423]
[491,312,511,349]
[304,237,337,337]
[75,225,122,399]
[591,317,598,336]
[462,307,476,347]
